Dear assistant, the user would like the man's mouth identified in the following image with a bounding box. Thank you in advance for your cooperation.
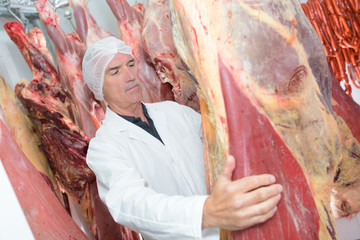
[125,82,140,92]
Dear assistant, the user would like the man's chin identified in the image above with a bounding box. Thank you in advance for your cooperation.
[127,91,143,103]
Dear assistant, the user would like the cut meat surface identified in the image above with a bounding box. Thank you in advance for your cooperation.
[142,0,200,111]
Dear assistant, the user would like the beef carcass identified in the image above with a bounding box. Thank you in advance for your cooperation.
[0,74,65,204]
[69,0,113,47]
[142,0,200,111]
[170,0,343,239]
[5,21,95,203]
[106,0,174,102]
[300,0,360,219]
[34,0,104,139]
[0,111,88,240]
[4,22,77,125]
[331,74,360,218]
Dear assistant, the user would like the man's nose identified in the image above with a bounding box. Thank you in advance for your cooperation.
[123,67,136,82]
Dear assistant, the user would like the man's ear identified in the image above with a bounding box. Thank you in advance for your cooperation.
[100,100,107,112]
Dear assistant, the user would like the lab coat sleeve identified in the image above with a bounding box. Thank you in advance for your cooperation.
[87,137,208,240]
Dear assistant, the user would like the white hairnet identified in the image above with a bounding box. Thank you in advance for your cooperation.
[82,36,133,101]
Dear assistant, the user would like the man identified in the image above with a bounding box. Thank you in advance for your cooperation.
[83,36,283,240]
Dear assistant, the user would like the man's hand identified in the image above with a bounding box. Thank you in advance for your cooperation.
[202,155,283,230]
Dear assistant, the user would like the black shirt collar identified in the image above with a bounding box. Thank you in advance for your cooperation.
[118,103,149,124]
[116,103,164,144]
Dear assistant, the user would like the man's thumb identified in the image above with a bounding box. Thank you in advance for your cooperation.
[220,155,235,182]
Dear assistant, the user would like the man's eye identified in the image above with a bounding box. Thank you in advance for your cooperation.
[129,63,135,67]
[111,70,119,76]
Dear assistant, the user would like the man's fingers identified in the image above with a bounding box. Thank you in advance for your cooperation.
[220,193,281,231]
[230,174,277,193]
[231,184,283,209]
[234,194,281,226]
[246,193,281,216]
[242,205,278,229]
[220,155,236,182]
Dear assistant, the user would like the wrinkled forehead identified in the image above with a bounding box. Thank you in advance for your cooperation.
[106,52,134,70]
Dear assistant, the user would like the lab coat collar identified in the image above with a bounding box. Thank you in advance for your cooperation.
[103,103,167,149]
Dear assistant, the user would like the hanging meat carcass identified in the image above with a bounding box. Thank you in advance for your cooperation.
[0,107,88,240]
[34,0,104,139]
[0,74,59,195]
[5,21,95,203]
[106,0,174,102]
[68,0,113,47]
[170,0,346,239]
[301,0,360,219]
[142,0,200,111]
[331,74,360,218]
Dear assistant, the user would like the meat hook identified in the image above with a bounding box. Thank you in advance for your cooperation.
[2,0,30,33]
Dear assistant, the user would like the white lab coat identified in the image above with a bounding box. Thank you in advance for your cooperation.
[87,101,220,240]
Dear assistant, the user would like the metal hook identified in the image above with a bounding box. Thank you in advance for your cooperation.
[7,6,30,32]
[7,6,23,25]
[1,0,30,31]
[19,9,29,32]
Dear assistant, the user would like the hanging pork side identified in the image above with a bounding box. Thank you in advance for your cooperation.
[169,0,350,239]
[142,0,200,111]
[106,0,174,102]
[0,106,88,240]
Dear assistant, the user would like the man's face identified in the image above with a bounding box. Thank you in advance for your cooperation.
[103,53,142,108]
